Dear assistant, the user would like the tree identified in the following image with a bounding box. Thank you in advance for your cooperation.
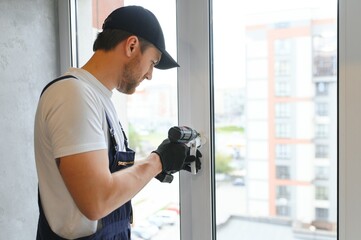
[215,152,232,174]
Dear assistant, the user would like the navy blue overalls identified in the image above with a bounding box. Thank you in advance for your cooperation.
[37,76,135,240]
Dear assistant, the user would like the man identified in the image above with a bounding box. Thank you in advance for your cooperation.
[34,6,200,240]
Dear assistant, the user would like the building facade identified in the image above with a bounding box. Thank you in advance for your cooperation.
[245,13,337,231]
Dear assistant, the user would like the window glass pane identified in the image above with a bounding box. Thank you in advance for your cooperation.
[213,1,337,239]
[76,1,179,239]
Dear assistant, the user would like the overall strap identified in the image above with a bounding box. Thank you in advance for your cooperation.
[105,112,130,150]
[40,75,76,97]
[41,74,129,149]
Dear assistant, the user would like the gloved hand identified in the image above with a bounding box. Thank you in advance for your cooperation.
[182,149,202,173]
[152,139,189,173]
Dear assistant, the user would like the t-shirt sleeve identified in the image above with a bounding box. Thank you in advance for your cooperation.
[41,79,107,158]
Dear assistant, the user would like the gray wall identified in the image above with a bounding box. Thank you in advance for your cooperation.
[0,0,60,239]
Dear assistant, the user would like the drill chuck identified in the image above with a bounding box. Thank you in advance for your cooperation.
[168,126,199,143]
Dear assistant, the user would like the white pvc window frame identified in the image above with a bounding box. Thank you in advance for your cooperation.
[57,0,361,239]
[338,0,361,239]
[58,0,77,73]
[177,0,215,239]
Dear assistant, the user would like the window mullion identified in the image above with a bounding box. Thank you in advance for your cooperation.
[177,0,214,239]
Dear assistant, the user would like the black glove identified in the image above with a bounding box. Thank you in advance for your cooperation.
[182,149,202,173]
[152,139,189,173]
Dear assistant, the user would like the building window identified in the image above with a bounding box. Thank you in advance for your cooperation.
[316,102,329,116]
[275,81,291,97]
[316,82,329,96]
[275,103,291,118]
[275,60,291,76]
[315,166,329,180]
[315,144,329,158]
[276,123,291,138]
[276,205,291,217]
[276,144,291,160]
[313,54,337,77]
[315,208,329,220]
[315,124,329,138]
[276,165,290,179]
[315,186,329,200]
[276,185,291,199]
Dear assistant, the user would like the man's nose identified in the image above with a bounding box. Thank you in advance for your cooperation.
[144,67,153,80]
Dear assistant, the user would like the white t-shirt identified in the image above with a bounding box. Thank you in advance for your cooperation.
[34,68,126,239]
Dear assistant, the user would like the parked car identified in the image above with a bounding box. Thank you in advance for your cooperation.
[131,221,159,240]
[152,210,178,226]
[131,228,152,240]
[147,215,164,229]
[232,177,245,186]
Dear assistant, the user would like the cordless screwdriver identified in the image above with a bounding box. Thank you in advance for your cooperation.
[156,126,203,183]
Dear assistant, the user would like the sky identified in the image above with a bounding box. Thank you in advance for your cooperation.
[212,0,337,88]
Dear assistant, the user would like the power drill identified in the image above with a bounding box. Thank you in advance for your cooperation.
[156,126,203,183]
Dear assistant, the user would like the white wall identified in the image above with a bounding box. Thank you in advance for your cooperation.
[0,0,59,239]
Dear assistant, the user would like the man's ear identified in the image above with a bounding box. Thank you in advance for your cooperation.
[125,36,139,56]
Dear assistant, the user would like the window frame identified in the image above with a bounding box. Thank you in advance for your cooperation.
[57,0,361,238]
[58,0,77,73]
[339,0,361,238]
[177,0,215,239]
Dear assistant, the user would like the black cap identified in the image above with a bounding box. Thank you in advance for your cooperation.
[102,6,179,70]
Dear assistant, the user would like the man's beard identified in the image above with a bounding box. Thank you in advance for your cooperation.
[117,58,141,94]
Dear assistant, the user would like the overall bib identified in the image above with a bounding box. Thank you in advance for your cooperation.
[37,76,135,240]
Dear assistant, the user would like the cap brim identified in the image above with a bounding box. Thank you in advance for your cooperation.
[155,50,180,69]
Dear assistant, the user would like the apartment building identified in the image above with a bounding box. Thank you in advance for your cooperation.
[244,13,337,232]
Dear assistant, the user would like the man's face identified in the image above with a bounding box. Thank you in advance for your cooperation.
[116,45,161,94]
